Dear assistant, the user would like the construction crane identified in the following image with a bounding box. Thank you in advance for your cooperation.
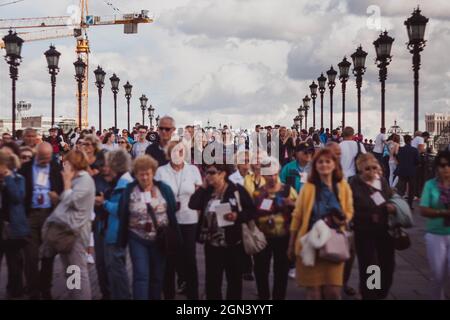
[0,0,153,128]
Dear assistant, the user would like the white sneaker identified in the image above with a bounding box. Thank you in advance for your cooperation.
[288,268,296,279]
[86,253,95,265]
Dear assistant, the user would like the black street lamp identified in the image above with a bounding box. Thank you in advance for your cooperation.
[374,30,394,131]
[302,95,311,129]
[338,56,351,128]
[139,94,148,125]
[309,81,318,128]
[293,115,300,131]
[148,104,155,129]
[110,73,120,129]
[155,115,160,128]
[351,45,368,134]
[124,81,133,132]
[297,105,305,131]
[317,73,327,129]
[94,66,106,132]
[2,30,24,138]
[326,66,337,130]
[74,57,86,129]
[405,7,428,133]
[44,44,61,128]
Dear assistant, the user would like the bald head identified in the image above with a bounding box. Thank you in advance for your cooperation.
[326,141,341,160]
[36,142,53,166]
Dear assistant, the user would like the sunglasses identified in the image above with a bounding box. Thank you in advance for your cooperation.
[159,127,173,132]
[118,141,127,144]
[205,170,220,175]
[438,162,449,168]
[21,155,32,160]
[364,166,378,171]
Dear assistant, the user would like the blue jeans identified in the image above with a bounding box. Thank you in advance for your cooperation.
[104,243,131,300]
[93,226,110,299]
[128,232,166,300]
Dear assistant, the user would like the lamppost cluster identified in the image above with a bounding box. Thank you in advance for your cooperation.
[295,6,428,135]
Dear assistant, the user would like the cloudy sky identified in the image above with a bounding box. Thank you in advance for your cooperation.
[0,0,449,138]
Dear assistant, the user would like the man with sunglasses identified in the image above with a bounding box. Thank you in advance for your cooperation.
[145,116,176,167]
[279,142,313,193]
[131,126,150,159]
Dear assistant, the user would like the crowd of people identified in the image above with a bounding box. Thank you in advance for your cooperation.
[0,118,448,300]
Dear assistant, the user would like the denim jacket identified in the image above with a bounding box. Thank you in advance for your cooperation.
[104,172,134,244]
[0,173,30,239]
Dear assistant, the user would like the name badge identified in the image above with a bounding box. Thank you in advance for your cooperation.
[37,172,48,186]
[141,192,152,204]
[371,191,386,206]
[209,200,221,212]
[259,198,273,211]
[299,172,308,184]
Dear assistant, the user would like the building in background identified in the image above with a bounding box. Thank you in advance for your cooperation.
[425,113,450,136]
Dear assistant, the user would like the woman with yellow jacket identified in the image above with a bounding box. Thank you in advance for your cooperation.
[287,148,353,300]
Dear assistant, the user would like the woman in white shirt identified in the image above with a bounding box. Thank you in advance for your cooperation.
[387,134,400,187]
[155,141,203,300]
[101,132,119,152]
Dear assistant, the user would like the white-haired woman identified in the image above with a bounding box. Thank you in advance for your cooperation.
[251,156,297,300]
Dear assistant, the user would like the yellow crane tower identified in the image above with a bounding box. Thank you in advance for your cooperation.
[0,0,153,128]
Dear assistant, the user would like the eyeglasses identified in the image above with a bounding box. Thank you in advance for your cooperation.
[118,141,127,144]
[438,162,449,168]
[82,143,92,147]
[205,170,219,175]
[138,131,147,134]
[159,127,173,132]
[364,166,378,171]
[20,155,32,160]
[76,141,84,145]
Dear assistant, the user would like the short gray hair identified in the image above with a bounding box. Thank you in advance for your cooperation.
[159,115,176,128]
[105,149,131,174]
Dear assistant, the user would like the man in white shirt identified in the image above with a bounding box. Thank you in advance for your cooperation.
[131,125,150,158]
[229,150,250,186]
[372,128,386,163]
[154,141,203,299]
[411,131,425,154]
[340,126,367,180]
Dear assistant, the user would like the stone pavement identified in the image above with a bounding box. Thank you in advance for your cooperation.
[1,202,449,300]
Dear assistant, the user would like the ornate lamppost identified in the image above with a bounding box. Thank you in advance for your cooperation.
[139,94,148,126]
[124,81,133,132]
[2,30,24,137]
[351,45,368,134]
[94,66,106,132]
[405,7,428,132]
[374,31,394,130]
[317,73,327,129]
[110,73,120,129]
[44,44,61,128]
[74,57,87,128]
[309,81,318,128]
[338,56,351,128]
[326,66,337,130]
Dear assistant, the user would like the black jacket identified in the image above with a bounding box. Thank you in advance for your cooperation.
[188,182,255,246]
[396,144,419,178]
[18,158,64,214]
[145,143,168,167]
[349,175,393,229]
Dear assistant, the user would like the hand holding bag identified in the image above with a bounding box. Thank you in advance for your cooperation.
[242,220,267,255]
[392,226,410,251]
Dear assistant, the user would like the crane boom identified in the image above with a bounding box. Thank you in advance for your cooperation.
[0,28,81,49]
[0,11,152,29]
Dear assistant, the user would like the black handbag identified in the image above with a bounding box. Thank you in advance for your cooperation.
[145,203,178,255]
[392,227,410,251]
